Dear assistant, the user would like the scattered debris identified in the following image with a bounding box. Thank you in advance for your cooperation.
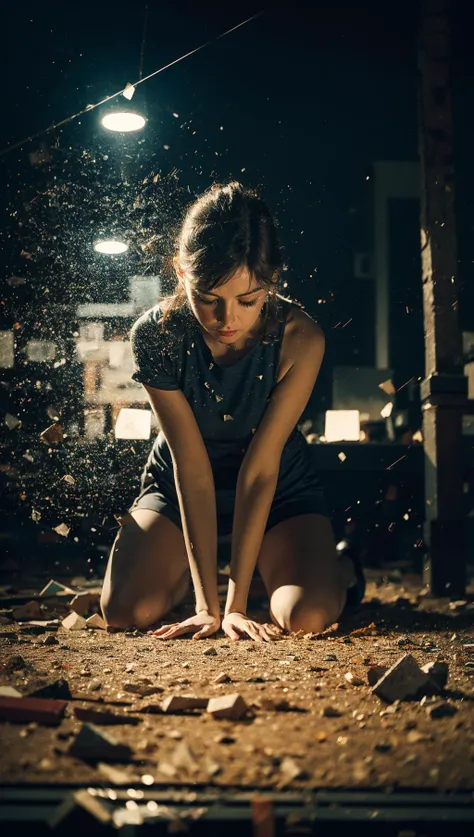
[39,579,76,597]
[0,696,67,724]
[122,681,164,697]
[280,756,305,781]
[207,693,248,720]
[67,723,133,762]
[344,672,364,686]
[350,622,378,637]
[162,695,209,713]
[11,601,43,622]
[73,706,142,725]
[42,634,59,646]
[97,763,139,784]
[70,592,101,617]
[427,701,458,719]
[40,423,64,446]
[62,612,87,631]
[371,654,439,703]
[213,672,231,684]
[47,788,113,829]
[203,647,217,656]
[421,661,449,690]
[322,705,343,717]
[85,613,106,630]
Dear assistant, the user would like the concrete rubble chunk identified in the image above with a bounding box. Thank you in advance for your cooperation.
[371,654,433,703]
[12,601,43,622]
[0,695,67,724]
[86,613,106,630]
[162,695,209,713]
[421,661,449,690]
[62,612,87,631]
[67,723,133,762]
[207,693,248,720]
[70,592,101,617]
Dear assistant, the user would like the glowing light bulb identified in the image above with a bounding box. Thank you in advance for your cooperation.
[94,240,129,255]
[101,112,146,132]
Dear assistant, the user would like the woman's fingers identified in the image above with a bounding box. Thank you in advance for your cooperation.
[147,623,178,635]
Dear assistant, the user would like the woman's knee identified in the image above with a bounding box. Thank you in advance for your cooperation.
[270,585,342,634]
[101,589,171,630]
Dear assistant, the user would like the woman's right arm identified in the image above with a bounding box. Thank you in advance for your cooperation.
[142,384,220,617]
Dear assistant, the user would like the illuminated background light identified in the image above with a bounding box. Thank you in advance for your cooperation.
[94,240,129,254]
[101,112,146,132]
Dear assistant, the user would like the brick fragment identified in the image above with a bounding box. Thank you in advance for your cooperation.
[62,612,87,631]
[207,693,248,720]
[162,695,209,713]
[0,695,67,724]
[371,654,431,703]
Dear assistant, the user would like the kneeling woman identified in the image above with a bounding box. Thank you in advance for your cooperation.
[100,181,365,642]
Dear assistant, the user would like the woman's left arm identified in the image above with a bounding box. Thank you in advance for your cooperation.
[224,313,326,623]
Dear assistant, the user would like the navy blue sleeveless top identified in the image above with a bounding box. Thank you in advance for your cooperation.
[129,295,328,523]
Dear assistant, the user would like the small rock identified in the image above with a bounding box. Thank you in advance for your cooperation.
[427,701,458,719]
[70,592,101,617]
[42,634,59,646]
[344,672,364,686]
[280,756,305,781]
[213,672,231,684]
[61,612,87,631]
[38,758,55,772]
[322,654,338,662]
[203,647,217,656]
[123,681,164,697]
[371,654,431,703]
[322,706,342,717]
[103,668,112,674]
[207,693,248,720]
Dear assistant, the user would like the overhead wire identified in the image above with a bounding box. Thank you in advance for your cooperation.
[0,10,264,158]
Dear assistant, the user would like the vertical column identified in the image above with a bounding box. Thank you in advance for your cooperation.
[418,0,468,595]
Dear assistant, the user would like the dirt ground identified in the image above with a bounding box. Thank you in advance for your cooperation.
[1,565,474,792]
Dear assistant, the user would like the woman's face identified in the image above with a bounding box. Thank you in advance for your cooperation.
[180,266,268,344]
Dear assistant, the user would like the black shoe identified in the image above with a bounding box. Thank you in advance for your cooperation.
[336,539,366,611]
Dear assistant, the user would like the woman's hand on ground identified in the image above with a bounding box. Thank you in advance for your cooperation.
[222,612,276,642]
[147,610,221,640]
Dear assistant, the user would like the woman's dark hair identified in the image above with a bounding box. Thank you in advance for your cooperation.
[159,181,286,340]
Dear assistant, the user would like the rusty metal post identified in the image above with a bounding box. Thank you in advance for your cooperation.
[418,0,468,595]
